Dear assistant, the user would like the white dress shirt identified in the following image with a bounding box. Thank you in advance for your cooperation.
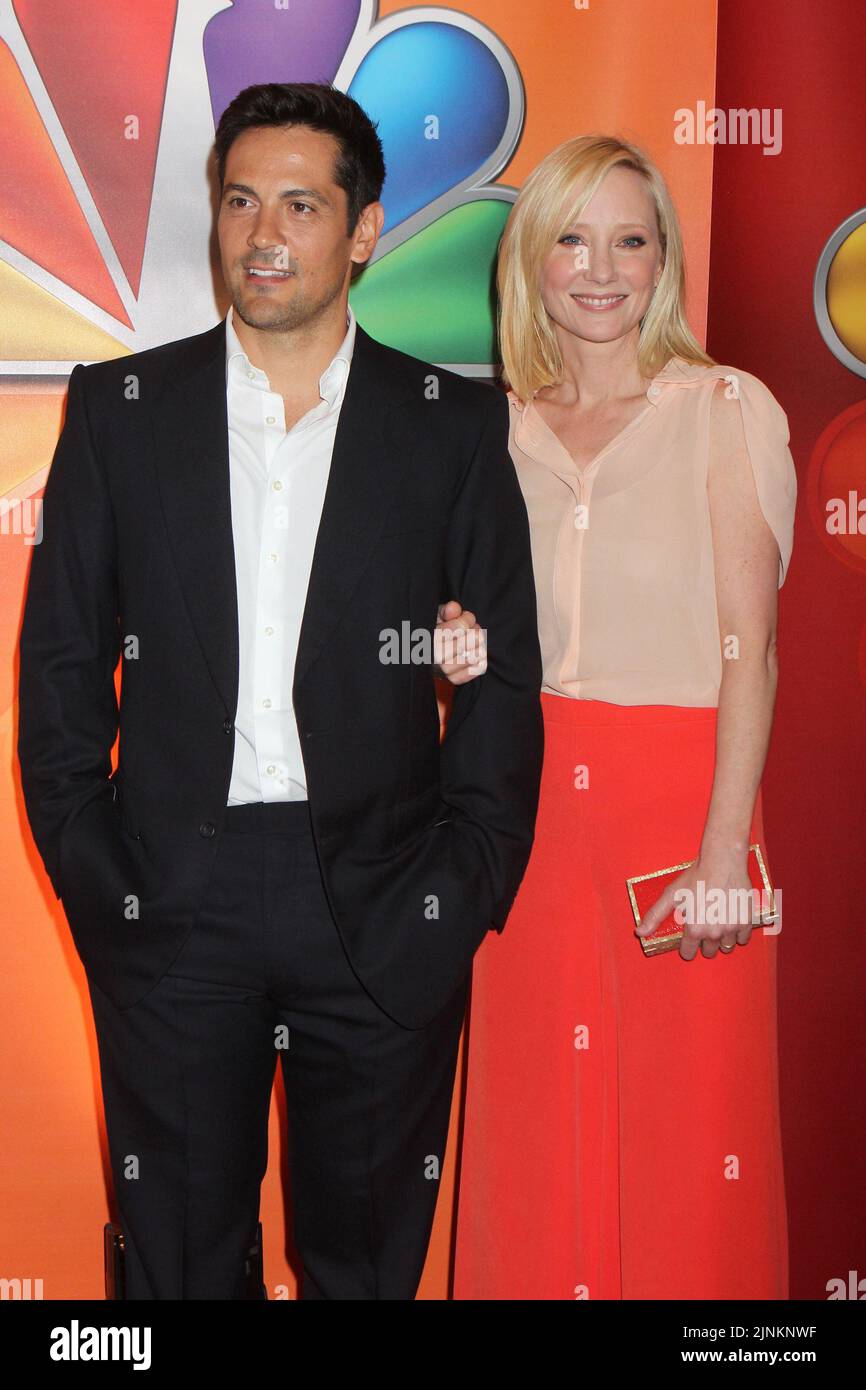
[224,301,357,804]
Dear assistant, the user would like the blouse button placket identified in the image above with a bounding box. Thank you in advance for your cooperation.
[561,467,595,689]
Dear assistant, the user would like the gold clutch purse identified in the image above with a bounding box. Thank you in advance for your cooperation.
[626,843,777,956]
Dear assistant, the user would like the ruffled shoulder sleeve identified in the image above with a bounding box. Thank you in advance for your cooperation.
[705,366,798,587]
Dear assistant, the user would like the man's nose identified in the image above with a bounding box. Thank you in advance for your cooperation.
[248,208,285,253]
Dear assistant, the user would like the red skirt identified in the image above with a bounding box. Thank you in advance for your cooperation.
[453,694,788,1300]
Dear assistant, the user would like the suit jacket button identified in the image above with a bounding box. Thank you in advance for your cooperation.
[199,822,215,837]
[223,719,233,733]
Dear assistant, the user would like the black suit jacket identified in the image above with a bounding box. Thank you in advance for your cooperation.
[18,318,543,1029]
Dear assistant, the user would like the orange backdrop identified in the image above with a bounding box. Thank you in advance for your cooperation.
[1,0,717,1299]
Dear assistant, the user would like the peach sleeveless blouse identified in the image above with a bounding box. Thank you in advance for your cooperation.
[507,356,797,707]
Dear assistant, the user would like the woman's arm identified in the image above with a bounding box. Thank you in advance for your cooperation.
[700,379,780,867]
[637,378,781,958]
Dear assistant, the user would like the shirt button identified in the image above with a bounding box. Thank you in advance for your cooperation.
[264,626,274,636]
[263,698,272,709]
[266,764,275,775]
[272,479,283,491]
[266,416,276,425]
[268,553,278,563]
[649,384,661,397]
[199,822,215,838]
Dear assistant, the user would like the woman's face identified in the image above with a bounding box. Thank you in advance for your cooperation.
[539,165,664,350]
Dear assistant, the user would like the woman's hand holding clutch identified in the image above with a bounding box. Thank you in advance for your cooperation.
[635,847,760,960]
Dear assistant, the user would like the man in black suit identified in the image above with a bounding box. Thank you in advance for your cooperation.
[18,83,542,1299]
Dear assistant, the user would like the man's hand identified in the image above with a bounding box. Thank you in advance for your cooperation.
[433,600,487,684]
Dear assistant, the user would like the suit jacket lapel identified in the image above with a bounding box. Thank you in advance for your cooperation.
[150,315,411,719]
[294,321,412,692]
[151,319,237,717]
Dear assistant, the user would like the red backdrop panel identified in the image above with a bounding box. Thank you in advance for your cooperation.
[707,0,866,1300]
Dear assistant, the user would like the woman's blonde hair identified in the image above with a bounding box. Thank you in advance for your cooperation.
[497,133,714,402]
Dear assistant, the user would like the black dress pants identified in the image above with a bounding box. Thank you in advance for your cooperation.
[86,799,469,1299]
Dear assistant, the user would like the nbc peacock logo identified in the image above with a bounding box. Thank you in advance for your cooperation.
[0,0,526,736]
[0,0,524,375]
[809,207,866,579]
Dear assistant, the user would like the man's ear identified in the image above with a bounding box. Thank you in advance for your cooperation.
[350,201,386,267]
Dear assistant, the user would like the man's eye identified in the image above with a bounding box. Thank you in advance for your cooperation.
[291,202,313,214]
[228,197,251,209]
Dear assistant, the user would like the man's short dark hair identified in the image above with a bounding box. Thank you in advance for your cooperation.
[214,82,386,235]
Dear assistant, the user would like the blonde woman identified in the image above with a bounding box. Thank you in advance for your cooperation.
[446,136,795,1299]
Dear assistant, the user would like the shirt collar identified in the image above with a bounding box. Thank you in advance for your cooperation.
[643,353,736,403]
[644,353,690,404]
[509,355,717,416]
[510,354,709,468]
[225,301,356,407]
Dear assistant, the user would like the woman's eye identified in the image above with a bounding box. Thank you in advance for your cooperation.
[558,234,647,247]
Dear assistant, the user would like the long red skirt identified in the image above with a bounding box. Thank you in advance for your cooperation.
[453,695,788,1300]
